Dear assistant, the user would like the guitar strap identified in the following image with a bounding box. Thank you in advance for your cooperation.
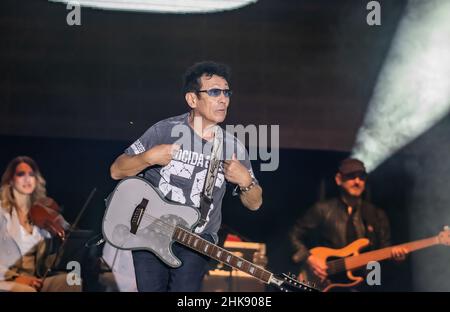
[360,203,377,247]
[196,126,223,228]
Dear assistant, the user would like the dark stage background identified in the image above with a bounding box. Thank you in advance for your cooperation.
[1,0,449,291]
[0,0,407,151]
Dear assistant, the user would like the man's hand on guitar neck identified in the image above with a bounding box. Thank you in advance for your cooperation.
[306,254,328,282]
[391,246,408,262]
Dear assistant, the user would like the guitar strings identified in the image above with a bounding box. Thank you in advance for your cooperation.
[118,192,187,235]
[137,210,201,239]
[139,213,178,235]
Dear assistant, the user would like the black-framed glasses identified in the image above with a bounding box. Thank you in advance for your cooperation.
[197,88,233,98]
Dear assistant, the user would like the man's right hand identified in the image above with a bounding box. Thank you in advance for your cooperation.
[144,144,180,167]
[307,254,328,282]
[14,276,43,290]
[110,144,180,180]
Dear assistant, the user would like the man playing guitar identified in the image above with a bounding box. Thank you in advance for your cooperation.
[289,158,408,291]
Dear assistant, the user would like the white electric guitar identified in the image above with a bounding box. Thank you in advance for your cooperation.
[102,176,318,292]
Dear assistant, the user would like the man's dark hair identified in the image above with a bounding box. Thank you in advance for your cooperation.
[182,61,231,95]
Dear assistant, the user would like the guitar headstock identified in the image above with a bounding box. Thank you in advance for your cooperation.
[438,226,450,246]
[269,273,321,292]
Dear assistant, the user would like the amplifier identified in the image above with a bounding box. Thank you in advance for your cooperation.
[201,269,266,292]
[201,240,268,292]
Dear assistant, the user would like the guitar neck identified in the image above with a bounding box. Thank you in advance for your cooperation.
[173,226,272,284]
[344,236,440,271]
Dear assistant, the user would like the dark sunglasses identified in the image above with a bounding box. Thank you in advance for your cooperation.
[342,171,367,181]
[197,88,233,98]
[15,171,36,177]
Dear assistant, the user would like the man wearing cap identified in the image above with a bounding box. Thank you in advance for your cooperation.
[289,158,407,287]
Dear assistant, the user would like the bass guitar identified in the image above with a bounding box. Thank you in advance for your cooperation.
[299,227,450,291]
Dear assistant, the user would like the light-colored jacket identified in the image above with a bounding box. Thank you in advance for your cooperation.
[0,205,51,281]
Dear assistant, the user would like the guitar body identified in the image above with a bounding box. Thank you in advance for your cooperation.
[102,176,200,268]
[300,238,370,292]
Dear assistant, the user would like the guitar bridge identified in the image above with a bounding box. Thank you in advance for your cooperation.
[130,198,149,234]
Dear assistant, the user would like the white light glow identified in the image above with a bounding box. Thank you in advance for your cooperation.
[352,0,450,172]
[50,0,257,14]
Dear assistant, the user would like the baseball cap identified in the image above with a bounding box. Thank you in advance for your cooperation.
[338,158,367,179]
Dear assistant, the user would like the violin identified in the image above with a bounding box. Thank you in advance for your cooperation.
[30,197,68,240]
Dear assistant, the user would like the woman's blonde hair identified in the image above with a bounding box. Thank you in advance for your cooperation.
[0,156,47,213]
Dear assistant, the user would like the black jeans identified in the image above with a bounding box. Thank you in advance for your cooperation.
[132,233,213,292]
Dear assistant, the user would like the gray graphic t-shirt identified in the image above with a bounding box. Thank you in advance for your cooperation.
[125,113,254,242]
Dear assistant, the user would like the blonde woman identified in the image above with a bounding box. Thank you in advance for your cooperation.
[0,156,80,292]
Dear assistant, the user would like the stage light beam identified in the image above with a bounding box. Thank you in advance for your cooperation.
[352,0,450,173]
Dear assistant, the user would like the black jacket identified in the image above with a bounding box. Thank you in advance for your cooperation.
[290,197,391,264]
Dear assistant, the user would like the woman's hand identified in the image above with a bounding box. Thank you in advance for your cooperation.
[14,275,43,290]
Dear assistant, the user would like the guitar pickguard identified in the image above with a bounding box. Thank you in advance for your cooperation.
[110,213,190,267]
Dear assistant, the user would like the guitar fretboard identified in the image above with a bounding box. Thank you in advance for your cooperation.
[173,226,272,284]
[327,236,440,274]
